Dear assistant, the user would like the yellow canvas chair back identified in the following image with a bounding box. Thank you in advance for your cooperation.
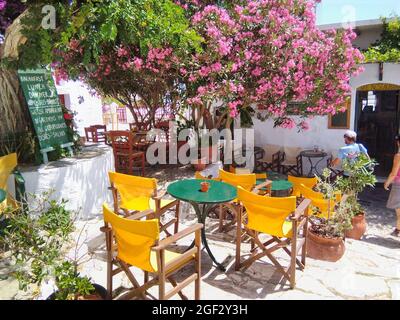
[0,153,17,209]
[0,153,17,191]
[109,171,157,211]
[219,169,256,192]
[194,171,220,181]
[298,184,335,218]
[230,166,267,180]
[238,187,296,238]
[288,175,317,197]
[103,204,159,272]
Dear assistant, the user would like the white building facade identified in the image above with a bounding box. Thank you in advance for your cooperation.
[252,19,400,177]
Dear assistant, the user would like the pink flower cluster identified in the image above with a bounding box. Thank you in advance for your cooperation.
[180,0,364,129]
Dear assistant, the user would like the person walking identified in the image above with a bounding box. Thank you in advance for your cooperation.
[384,135,400,237]
[331,130,369,176]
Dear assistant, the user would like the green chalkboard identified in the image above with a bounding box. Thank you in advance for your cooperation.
[18,69,72,159]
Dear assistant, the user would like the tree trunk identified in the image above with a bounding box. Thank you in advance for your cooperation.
[0,10,35,159]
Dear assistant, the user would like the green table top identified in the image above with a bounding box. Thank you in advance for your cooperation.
[0,189,6,203]
[256,179,293,191]
[167,179,237,204]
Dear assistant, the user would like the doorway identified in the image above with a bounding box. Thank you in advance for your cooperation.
[355,87,400,177]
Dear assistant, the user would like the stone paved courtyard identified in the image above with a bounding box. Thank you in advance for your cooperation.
[1,165,399,300]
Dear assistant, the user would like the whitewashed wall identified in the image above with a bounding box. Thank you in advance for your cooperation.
[251,62,400,174]
[56,80,104,137]
[353,28,383,50]
[9,145,114,219]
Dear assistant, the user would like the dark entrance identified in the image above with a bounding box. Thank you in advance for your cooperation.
[355,89,400,177]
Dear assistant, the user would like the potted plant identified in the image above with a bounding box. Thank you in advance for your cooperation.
[1,190,108,300]
[306,169,353,262]
[47,261,108,300]
[336,154,377,240]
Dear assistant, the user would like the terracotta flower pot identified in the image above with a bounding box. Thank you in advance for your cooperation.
[306,230,345,262]
[191,157,207,171]
[345,213,367,240]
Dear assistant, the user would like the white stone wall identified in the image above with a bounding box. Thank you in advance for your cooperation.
[353,27,383,50]
[9,145,114,219]
[56,80,104,137]
[251,62,400,174]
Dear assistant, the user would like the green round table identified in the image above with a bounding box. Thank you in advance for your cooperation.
[0,189,6,203]
[256,179,293,197]
[167,179,237,271]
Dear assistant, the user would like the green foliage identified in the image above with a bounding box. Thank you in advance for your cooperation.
[327,201,353,238]
[363,48,400,63]
[1,190,74,290]
[335,153,377,218]
[310,168,353,238]
[53,261,95,300]
[12,0,202,70]
[1,189,100,299]
[336,153,377,196]
[0,131,40,164]
[364,16,400,62]
[47,144,69,162]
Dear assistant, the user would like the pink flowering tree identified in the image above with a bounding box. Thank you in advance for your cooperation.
[176,0,364,130]
[43,0,203,129]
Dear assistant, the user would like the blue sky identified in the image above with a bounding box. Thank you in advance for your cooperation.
[317,0,400,25]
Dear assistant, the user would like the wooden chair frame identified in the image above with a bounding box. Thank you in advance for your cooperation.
[101,210,202,300]
[257,150,282,172]
[281,152,303,176]
[84,127,97,143]
[235,198,311,289]
[110,181,181,237]
[90,125,107,143]
[327,155,344,180]
[109,131,145,176]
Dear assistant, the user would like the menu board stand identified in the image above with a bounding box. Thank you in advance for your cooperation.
[18,69,74,164]
[40,143,74,164]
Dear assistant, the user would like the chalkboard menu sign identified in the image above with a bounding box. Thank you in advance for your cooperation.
[18,69,73,163]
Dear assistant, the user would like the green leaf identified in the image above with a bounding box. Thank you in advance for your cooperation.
[101,22,118,41]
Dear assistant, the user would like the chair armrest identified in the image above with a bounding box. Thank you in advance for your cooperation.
[127,209,155,220]
[152,189,167,201]
[100,225,111,233]
[252,180,272,193]
[291,198,312,221]
[152,223,203,251]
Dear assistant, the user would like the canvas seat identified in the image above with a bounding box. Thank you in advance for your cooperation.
[109,171,180,236]
[288,175,318,197]
[0,153,25,212]
[257,144,283,172]
[298,184,341,218]
[194,171,220,181]
[281,147,303,176]
[102,204,202,300]
[235,187,311,289]
[217,169,272,232]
